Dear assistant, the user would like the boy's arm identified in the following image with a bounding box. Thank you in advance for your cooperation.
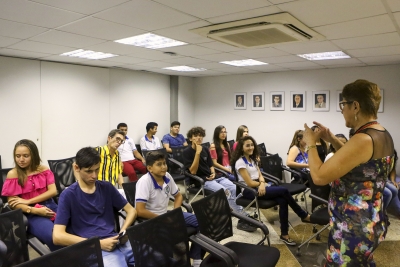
[120,203,137,231]
[53,224,86,246]
[187,145,202,175]
[136,202,158,219]
[133,150,145,163]
[173,192,183,209]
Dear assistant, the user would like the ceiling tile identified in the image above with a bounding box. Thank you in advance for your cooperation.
[0,19,48,39]
[0,0,84,28]
[326,63,366,69]
[153,20,212,44]
[257,55,306,64]
[80,60,124,68]
[40,55,90,63]
[313,15,395,39]
[29,0,130,15]
[29,30,106,48]
[347,45,400,58]
[159,45,219,56]
[313,58,363,66]
[243,64,290,72]
[359,54,400,65]
[278,0,386,27]
[136,61,178,68]
[152,0,271,19]
[194,53,246,62]
[163,57,210,65]
[275,61,322,69]
[58,17,146,41]
[197,42,244,52]
[190,62,228,69]
[84,41,151,55]
[211,66,261,74]
[268,0,298,4]
[272,41,341,54]
[386,0,400,12]
[0,36,21,48]
[8,40,75,54]
[231,47,289,58]
[94,0,198,31]
[206,6,281,24]
[101,56,151,65]
[331,32,400,50]
[0,48,51,59]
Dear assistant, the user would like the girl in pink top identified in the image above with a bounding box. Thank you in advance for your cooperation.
[210,125,235,180]
[1,139,60,251]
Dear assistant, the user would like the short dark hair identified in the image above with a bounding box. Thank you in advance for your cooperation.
[75,147,100,169]
[108,129,125,138]
[145,151,166,166]
[187,127,206,138]
[146,122,158,132]
[117,123,127,129]
[170,121,180,127]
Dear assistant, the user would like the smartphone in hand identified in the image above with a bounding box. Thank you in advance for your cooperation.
[118,230,128,245]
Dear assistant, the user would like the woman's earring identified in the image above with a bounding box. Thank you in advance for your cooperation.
[355,114,358,121]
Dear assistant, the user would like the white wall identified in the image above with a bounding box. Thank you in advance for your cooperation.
[178,76,195,136]
[193,65,400,168]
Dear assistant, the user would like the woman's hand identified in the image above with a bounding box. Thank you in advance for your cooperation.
[303,123,318,146]
[257,183,266,196]
[33,206,56,218]
[206,172,216,180]
[8,196,31,207]
[311,121,334,142]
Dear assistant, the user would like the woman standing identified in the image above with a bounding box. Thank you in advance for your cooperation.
[304,80,394,266]
[1,139,60,251]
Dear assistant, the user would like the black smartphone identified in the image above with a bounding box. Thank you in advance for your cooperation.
[118,230,126,239]
[118,230,128,244]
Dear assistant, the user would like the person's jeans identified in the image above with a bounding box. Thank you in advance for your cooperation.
[383,186,392,211]
[242,185,307,236]
[182,212,201,260]
[386,181,400,216]
[102,240,135,267]
[204,177,244,214]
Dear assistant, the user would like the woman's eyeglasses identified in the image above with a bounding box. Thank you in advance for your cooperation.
[339,101,354,110]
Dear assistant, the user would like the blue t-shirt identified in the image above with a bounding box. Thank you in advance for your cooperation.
[55,181,127,239]
[162,133,186,147]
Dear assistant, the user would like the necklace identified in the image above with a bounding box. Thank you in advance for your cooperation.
[354,121,378,135]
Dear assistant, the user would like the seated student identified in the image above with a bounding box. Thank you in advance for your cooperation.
[232,136,310,246]
[232,125,249,151]
[286,130,309,183]
[386,149,400,219]
[117,123,147,182]
[210,125,234,180]
[135,151,202,267]
[2,139,61,251]
[53,147,137,267]
[140,122,162,151]
[183,126,256,232]
[162,121,188,153]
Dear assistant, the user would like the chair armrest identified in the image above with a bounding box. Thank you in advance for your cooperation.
[233,181,257,195]
[184,171,205,185]
[214,167,229,177]
[168,197,193,213]
[309,194,328,205]
[168,158,184,168]
[260,172,280,185]
[28,237,51,255]
[190,234,237,267]
[281,165,301,176]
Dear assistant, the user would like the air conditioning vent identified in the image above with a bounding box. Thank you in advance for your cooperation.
[190,12,324,48]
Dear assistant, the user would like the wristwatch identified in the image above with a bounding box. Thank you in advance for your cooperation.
[26,207,32,214]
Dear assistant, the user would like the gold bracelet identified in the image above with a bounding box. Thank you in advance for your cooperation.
[306,145,317,152]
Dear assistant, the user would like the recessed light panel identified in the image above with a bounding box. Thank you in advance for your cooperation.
[297,51,351,61]
[60,49,118,60]
[220,59,268,66]
[115,33,187,49]
[163,66,206,72]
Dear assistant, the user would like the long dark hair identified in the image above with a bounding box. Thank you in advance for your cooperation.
[212,125,231,165]
[13,139,42,186]
[231,136,260,169]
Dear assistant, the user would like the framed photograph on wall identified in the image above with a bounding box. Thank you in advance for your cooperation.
[312,91,329,111]
[290,91,306,111]
[234,93,246,110]
[270,91,284,111]
[251,92,264,111]
[336,91,343,112]
[378,89,384,113]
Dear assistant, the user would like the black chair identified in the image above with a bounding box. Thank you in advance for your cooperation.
[192,189,281,267]
[257,143,272,157]
[296,173,330,256]
[0,155,3,209]
[16,237,104,267]
[47,157,76,202]
[1,167,12,209]
[227,140,234,149]
[0,209,29,266]
[127,208,236,267]
[135,144,142,157]
[201,142,210,149]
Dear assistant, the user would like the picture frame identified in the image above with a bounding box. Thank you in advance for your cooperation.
[378,89,384,113]
[290,91,306,111]
[270,91,285,111]
[251,92,265,111]
[234,93,246,110]
[312,90,329,111]
[336,91,343,112]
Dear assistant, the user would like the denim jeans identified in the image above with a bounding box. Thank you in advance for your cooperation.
[182,212,201,260]
[204,177,243,214]
[386,181,400,216]
[242,185,307,235]
[102,240,135,267]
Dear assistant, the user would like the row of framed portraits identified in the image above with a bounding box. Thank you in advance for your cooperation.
[234,90,384,112]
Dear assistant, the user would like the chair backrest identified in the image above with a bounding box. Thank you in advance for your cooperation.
[126,208,191,267]
[16,237,104,267]
[201,142,210,149]
[0,209,29,266]
[227,140,234,149]
[1,167,12,204]
[122,181,137,207]
[135,144,142,157]
[260,154,284,180]
[191,189,233,242]
[47,157,76,197]
[171,146,186,164]
[185,138,192,146]
[257,143,267,157]
[305,172,331,211]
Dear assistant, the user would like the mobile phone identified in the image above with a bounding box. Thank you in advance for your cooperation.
[118,230,126,239]
[118,230,128,245]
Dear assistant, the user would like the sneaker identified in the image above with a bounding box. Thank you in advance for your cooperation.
[280,235,296,246]
[237,219,257,232]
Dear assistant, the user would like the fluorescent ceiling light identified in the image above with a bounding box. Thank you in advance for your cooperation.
[163,66,206,72]
[115,33,187,49]
[297,51,351,61]
[60,49,118,60]
[220,59,268,67]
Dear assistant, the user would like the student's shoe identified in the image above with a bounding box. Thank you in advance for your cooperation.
[237,219,257,232]
[280,235,296,246]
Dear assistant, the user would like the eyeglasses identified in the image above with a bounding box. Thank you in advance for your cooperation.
[220,131,228,134]
[115,137,125,144]
[339,101,354,110]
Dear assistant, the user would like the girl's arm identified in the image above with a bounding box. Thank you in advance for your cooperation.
[286,146,308,169]
[210,144,231,173]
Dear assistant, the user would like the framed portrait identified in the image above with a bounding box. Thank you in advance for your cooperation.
[251,92,265,111]
[234,93,246,110]
[312,91,329,111]
[336,91,343,112]
[378,89,384,113]
[290,91,306,111]
[270,91,284,111]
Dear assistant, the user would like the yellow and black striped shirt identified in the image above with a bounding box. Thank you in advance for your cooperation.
[96,145,122,185]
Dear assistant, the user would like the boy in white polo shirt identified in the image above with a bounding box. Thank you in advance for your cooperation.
[135,151,202,267]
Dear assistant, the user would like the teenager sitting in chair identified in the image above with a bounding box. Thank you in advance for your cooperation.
[287,130,309,183]
[135,151,202,267]
[209,125,235,181]
[231,136,310,246]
